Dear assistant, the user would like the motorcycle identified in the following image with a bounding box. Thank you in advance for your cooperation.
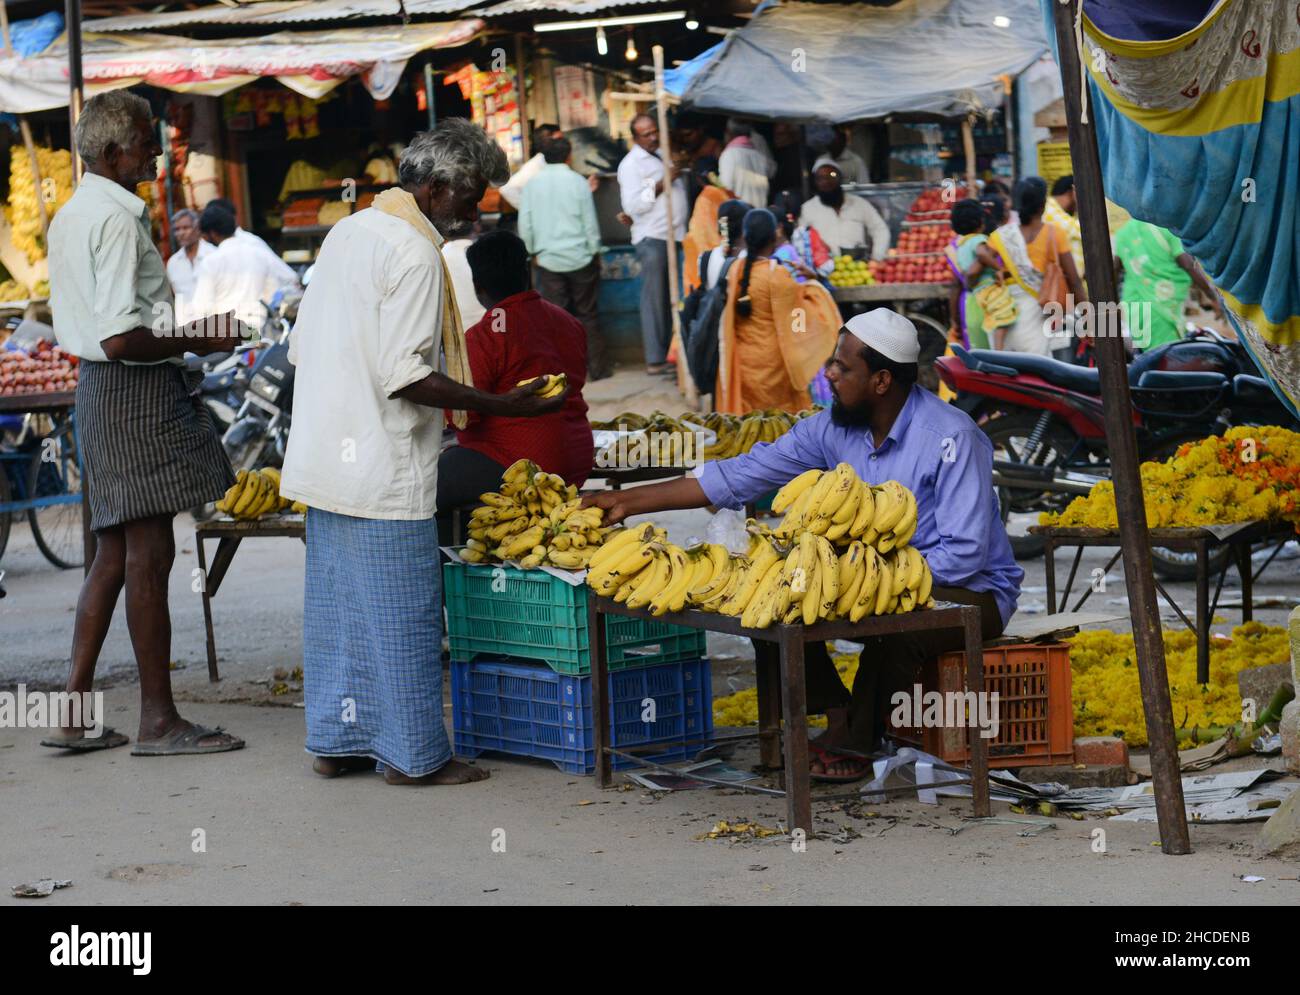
[935,329,1298,577]
[219,291,298,473]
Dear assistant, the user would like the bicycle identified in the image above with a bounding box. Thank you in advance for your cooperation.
[0,408,84,569]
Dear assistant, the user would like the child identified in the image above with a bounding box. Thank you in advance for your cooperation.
[946,198,1015,350]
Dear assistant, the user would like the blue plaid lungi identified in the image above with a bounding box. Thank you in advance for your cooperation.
[303,508,451,777]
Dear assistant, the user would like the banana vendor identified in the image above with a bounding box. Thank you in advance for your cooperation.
[586,308,1022,782]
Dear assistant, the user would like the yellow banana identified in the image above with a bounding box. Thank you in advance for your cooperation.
[873,556,894,616]
[849,548,883,622]
[771,468,822,514]
[588,524,647,573]
[815,535,839,617]
[720,541,780,616]
[741,558,784,628]
[917,557,933,604]
[848,481,875,538]
[650,543,693,616]
[813,462,856,525]
[626,545,672,610]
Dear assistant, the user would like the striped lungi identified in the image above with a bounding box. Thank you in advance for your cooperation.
[77,360,235,531]
[302,508,451,777]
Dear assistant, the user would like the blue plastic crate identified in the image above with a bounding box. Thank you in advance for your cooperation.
[451,657,713,775]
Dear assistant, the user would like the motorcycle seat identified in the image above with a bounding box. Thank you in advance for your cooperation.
[1135,370,1227,390]
[1233,373,1276,405]
[202,369,240,391]
[965,349,1101,393]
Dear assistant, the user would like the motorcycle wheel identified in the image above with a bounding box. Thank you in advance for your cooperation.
[981,411,1088,560]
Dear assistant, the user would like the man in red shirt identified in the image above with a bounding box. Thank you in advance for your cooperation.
[436,230,593,536]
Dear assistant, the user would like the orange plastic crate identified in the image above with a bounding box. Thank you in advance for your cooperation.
[887,643,1074,768]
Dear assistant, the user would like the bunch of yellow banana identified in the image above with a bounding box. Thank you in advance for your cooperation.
[461,458,609,568]
[770,465,918,553]
[700,408,807,460]
[215,468,297,519]
[586,526,738,618]
[5,146,74,263]
[518,373,567,398]
[595,427,701,468]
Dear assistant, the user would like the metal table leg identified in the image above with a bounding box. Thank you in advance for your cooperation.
[779,626,811,833]
[755,644,782,769]
[1044,538,1056,614]
[1196,538,1210,684]
[963,606,989,818]
[1237,540,1253,624]
[196,535,219,682]
[589,596,612,788]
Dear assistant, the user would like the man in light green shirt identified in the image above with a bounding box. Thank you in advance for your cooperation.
[518,135,610,379]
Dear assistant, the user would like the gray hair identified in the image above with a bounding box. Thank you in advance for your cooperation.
[74,89,152,167]
[726,117,753,138]
[398,118,509,191]
[171,208,199,226]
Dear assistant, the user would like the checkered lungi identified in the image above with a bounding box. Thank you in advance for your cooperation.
[77,359,235,530]
[302,508,451,777]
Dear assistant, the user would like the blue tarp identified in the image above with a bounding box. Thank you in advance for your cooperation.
[671,0,1049,124]
[8,12,63,58]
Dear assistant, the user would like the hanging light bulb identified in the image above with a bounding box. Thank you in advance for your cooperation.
[625,32,638,62]
[596,24,608,56]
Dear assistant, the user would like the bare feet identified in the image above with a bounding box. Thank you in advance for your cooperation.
[384,759,489,785]
[312,755,375,777]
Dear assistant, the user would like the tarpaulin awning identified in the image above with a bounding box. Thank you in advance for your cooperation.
[82,0,482,34]
[1047,0,1300,416]
[0,19,485,113]
[673,0,1051,123]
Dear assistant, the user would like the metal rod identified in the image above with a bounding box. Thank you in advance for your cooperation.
[1051,0,1189,854]
[66,0,84,184]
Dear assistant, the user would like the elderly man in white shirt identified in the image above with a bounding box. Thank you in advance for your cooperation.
[280,118,566,787]
[616,112,686,374]
[164,208,214,324]
[799,155,891,260]
[44,89,249,757]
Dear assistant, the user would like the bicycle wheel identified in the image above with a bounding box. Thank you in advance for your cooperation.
[27,427,84,570]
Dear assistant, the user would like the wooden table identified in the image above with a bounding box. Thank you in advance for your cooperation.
[586,597,988,833]
[195,515,305,681]
[831,282,955,304]
[1031,522,1294,682]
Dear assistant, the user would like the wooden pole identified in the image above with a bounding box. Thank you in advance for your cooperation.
[66,0,84,184]
[652,44,694,404]
[961,115,976,194]
[1051,0,1190,855]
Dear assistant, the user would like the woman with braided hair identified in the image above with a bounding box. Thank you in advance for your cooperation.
[715,207,840,414]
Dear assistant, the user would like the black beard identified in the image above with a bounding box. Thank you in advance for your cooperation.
[830,395,873,428]
[817,187,845,209]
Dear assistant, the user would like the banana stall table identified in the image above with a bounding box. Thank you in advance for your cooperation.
[194,514,305,681]
[586,595,989,833]
[831,282,955,307]
[1030,521,1294,683]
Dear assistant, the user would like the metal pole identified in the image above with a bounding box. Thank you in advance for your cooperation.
[961,115,976,194]
[652,45,694,403]
[514,33,529,160]
[66,0,84,184]
[423,61,436,132]
[1051,0,1190,855]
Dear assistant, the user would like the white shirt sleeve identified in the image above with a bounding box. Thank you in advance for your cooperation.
[378,256,441,397]
[860,199,892,261]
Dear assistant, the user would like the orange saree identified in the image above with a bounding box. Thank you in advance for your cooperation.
[715,258,840,414]
[682,186,730,293]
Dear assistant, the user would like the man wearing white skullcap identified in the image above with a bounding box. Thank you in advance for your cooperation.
[798,156,890,259]
[585,307,1022,781]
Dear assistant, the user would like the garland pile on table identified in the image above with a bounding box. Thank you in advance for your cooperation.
[1069,623,1289,746]
[713,652,858,729]
[1040,426,1300,530]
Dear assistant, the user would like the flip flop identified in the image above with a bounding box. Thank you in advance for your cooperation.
[39,727,129,752]
[808,742,871,783]
[131,723,245,757]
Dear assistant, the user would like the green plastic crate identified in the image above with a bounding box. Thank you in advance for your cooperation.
[443,560,706,675]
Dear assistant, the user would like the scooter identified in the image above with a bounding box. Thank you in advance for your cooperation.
[935,330,1297,575]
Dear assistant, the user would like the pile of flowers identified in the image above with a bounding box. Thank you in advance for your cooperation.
[1069,622,1289,745]
[714,652,858,728]
[1041,426,1300,530]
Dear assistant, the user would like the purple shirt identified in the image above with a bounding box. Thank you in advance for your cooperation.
[696,386,1022,626]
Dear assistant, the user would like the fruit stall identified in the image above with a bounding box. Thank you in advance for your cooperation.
[445,458,1003,831]
[0,338,85,571]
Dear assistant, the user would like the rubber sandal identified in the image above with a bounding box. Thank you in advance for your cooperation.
[131,723,245,756]
[809,742,871,783]
[40,727,129,752]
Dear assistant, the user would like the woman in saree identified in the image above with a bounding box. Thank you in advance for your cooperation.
[715,208,840,415]
[681,157,732,294]
[987,177,1084,356]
